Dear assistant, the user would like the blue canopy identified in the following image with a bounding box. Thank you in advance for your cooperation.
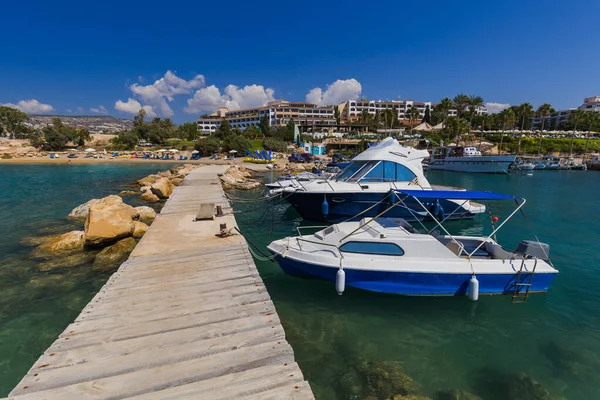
[395,189,520,200]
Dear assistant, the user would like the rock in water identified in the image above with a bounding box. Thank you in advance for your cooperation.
[133,221,149,238]
[38,252,97,271]
[138,174,160,186]
[151,177,175,199]
[93,237,137,272]
[34,230,85,255]
[140,185,151,193]
[140,191,160,203]
[170,177,184,186]
[68,195,125,222]
[134,206,157,224]
[84,201,136,246]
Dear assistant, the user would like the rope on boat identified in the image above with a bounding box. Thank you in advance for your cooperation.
[234,227,277,262]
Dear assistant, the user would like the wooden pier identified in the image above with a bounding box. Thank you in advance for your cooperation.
[6,165,313,400]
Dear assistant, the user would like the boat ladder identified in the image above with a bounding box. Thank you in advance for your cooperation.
[512,257,538,304]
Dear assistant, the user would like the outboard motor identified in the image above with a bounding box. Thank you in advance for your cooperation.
[515,240,550,260]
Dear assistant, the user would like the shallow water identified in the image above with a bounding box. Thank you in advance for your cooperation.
[0,163,175,395]
[232,170,600,400]
[1,165,599,399]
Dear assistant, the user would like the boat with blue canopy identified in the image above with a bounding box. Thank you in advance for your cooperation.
[268,189,558,300]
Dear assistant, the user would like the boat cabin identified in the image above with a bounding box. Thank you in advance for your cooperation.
[432,146,482,159]
[335,160,418,183]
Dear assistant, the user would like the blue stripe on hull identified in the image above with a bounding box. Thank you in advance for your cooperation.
[284,192,474,223]
[274,255,555,296]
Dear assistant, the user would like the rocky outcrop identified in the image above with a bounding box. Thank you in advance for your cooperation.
[140,185,151,193]
[170,177,184,186]
[140,191,160,203]
[33,230,85,256]
[39,252,97,272]
[84,200,137,246]
[151,177,175,199]
[134,206,156,224]
[132,221,149,238]
[138,174,160,187]
[220,165,261,190]
[68,195,124,222]
[92,237,137,272]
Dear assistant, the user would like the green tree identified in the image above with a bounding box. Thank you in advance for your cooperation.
[467,95,484,126]
[214,118,232,139]
[453,94,469,118]
[334,107,341,125]
[223,134,251,154]
[497,108,515,153]
[583,111,600,153]
[244,125,261,139]
[445,117,471,143]
[176,122,199,141]
[38,118,79,151]
[159,118,175,137]
[535,103,555,155]
[568,109,586,155]
[194,135,221,156]
[259,116,271,137]
[110,130,139,150]
[359,110,371,126]
[0,106,29,138]
[516,103,534,154]
[407,106,421,133]
[263,137,287,152]
[133,109,146,127]
[422,106,431,124]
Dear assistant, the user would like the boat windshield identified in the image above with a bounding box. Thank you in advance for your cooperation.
[337,160,418,183]
[336,161,370,181]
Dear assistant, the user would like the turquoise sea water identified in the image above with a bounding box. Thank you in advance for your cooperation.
[0,164,174,396]
[0,165,599,399]
[233,170,600,400]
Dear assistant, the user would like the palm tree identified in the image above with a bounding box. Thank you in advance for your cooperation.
[445,117,471,144]
[407,106,421,133]
[467,95,484,126]
[583,111,600,153]
[535,103,555,155]
[359,110,371,131]
[435,97,453,127]
[568,109,586,156]
[453,94,469,118]
[498,108,515,154]
[516,103,534,154]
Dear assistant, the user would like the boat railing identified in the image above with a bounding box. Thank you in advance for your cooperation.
[296,225,330,236]
[295,237,344,259]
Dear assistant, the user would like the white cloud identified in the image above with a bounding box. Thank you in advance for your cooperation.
[114,98,157,118]
[184,84,275,114]
[485,102,511,114]
[125,70,205,117]
[306,79,362,106]
[90,105,107,114]
[2,99,53,114]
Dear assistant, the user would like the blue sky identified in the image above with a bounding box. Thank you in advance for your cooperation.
[1,0,599,122]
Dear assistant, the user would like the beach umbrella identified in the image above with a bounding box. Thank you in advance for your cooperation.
[229,150,238,153]
[85,148,96,152]
[169,149,179,153]
[156,149,167,152]
[67,148,77,152]
[191,150,199,154]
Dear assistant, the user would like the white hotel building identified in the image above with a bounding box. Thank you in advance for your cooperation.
[197,101,335,134]
[340,99,487,123]
[530,96,600,129]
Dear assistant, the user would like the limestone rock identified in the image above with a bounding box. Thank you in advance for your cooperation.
[119,190,138,196]
[84,201,136,246]
[140,185,151,193]
[220,165,261,190]
[137,174,160,186]
[134,206,156,224]
[34,231,85,256]
[93,237,137,272]
[140,191,160,203]
[151,177,175,199]
[170,177,184,186]
[38,252,97,272]
[159,170,173,178]
[133,221,149,238]
[68,195,125,222]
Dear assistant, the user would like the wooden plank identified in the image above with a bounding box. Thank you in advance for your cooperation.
[7,165,313,399]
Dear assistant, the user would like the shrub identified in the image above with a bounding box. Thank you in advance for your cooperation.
[195,135,221,156]
[262,137,287,152]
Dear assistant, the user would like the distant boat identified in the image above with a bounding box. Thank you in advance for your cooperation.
[586,155,600,170]
[428,146,516,174]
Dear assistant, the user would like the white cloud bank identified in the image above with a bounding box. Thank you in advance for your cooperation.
[90,105,107,114]
[115,98,157,118]
[306,79,362,106]
[115,70,205,117]
[185,84,275,114]
[2,99,54,113]
[485,102,511,114]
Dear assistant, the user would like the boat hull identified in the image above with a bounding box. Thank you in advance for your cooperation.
[273,255,556,296]
[283,191,477,223]
[428,156,516,173]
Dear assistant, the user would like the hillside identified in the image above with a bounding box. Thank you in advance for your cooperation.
[25,115,133,133]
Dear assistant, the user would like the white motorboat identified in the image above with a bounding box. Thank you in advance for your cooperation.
[281,138,485,222]
[428,146,516,174]
[268,189,558,299]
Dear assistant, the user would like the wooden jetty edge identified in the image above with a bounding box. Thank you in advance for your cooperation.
[6,165,314,400]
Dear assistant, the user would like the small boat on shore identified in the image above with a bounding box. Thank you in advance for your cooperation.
[268,189,558,299]
[585,155,600,171]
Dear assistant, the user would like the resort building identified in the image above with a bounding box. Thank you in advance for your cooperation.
[530,96,600,130]
[338,99,487,124]
[197,100,335,134]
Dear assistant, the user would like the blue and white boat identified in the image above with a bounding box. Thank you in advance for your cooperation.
[268,190,558,298]
[428,146,516,174]
[281,138,486,222]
